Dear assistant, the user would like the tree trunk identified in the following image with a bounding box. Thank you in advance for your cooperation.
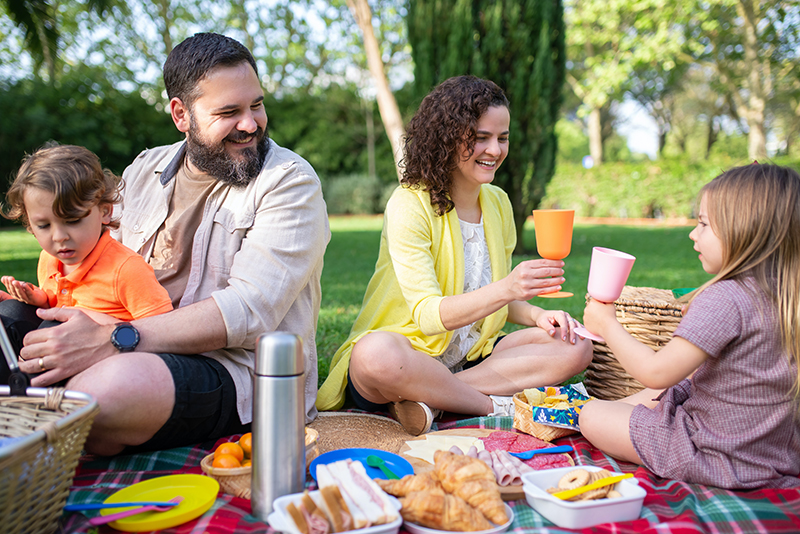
[738,0,768,161]
[365,99,376,178]
[346,0,405,181]
[705,118,719,160]
[588,107,603,165]
[157,0,173,55]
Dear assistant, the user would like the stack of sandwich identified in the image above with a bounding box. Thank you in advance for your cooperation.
[285,459,400,534]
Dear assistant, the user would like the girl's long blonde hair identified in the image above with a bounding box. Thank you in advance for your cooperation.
[690,163,800,394]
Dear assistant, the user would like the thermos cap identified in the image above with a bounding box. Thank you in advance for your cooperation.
[254,332,304,376]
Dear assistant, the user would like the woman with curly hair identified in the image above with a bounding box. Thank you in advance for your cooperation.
[317,76,592,434]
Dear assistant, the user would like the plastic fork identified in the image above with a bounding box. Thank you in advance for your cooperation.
[508,445,573,459]
[89,496,184,526]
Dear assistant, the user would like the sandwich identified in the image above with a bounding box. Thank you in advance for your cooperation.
[285,490,336,534]
[317,459,400,532]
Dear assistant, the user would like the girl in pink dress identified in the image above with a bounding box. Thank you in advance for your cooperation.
[580,163,800,489]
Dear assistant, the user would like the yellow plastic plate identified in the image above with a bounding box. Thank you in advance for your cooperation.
[99,474,219,532]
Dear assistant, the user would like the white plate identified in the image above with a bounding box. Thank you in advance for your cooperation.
[403,503,514,534]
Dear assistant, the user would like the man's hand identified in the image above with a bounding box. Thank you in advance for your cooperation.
[1,276,49,307]
[18,307,117,386]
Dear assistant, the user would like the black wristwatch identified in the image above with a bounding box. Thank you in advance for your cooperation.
[111,322,140,352]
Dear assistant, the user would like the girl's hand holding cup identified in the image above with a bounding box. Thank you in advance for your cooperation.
[582,298,617,341]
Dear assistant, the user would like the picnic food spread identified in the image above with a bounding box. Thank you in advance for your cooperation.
[378,450,509,531]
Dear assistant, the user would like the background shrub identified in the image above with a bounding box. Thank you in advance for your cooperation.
[542,156,800,218]
[323,174,384,215]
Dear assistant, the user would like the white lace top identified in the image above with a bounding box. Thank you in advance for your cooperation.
[436,218,493,372]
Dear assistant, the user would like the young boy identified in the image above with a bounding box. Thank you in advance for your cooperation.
[0,145,173,381]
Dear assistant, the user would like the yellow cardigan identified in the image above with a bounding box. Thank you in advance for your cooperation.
[316,185,516,411]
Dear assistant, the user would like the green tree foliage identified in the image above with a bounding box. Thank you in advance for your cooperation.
[1,0,116,81]
[682,0,800,161]
[565,0,686,165]
[265,83,415,185]
[406,0,566,253]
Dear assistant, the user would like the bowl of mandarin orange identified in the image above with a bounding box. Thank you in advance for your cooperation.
[201,429,320,498]
[201,433,254,499]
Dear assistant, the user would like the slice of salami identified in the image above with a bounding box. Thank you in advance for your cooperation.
[524,453,573,470]
[508,433,550,452]
[481,430,518,451]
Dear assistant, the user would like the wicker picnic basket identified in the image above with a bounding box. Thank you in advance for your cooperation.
[0,386,99,534]
[584,286,684,400]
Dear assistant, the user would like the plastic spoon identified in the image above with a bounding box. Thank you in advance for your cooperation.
[89,496,184,526]
[66,501,181,511]
[366,455,400,479]
[551,473,634,500]
[509,445,573,459]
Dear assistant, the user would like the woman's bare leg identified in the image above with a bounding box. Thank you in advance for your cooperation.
[349,326,592,416]
[455,326,593,395]
[349,332,495,415]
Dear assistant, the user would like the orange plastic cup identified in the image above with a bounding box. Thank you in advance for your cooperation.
[533,209,574,260]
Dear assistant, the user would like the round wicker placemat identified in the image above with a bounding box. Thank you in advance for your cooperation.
[308,412,414,454]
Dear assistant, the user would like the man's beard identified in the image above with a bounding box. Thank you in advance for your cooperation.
[186,120,269,187]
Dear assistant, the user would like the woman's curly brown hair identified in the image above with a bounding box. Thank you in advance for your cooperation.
[400,75,509,215]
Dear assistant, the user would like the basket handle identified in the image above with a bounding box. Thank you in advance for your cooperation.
[0,318,30,396]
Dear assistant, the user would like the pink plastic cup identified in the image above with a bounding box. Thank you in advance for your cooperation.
[574,247,636,342]
[587,247,636,303]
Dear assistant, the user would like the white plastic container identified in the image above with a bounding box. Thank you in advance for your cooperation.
[521,466,645,529]
[268,489,402,534]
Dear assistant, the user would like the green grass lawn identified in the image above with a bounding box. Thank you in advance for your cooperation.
[0,217,711,386]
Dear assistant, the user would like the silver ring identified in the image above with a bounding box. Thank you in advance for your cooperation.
[38,357,46,371]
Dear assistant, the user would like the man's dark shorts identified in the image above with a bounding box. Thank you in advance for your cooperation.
[346,335,507,411]
[128,353,250,453]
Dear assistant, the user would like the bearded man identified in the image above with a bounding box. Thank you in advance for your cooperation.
[13,33,330,455]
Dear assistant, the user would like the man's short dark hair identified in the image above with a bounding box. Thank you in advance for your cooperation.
[163,32,258,107]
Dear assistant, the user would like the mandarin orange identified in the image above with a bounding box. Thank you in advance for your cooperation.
[239,433,252,458]
[214,441,244,463]
[212,453,242,468]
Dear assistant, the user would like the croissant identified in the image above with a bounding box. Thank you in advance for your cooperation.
[433,450,508,525]
[375,472,445,497]
[400,491,493,532]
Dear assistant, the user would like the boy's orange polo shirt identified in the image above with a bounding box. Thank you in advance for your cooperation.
[38,230,173,321]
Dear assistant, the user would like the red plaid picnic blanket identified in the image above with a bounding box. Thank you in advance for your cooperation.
[60,415,800,533]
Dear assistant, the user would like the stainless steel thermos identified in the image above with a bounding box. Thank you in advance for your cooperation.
[251,332,306,520]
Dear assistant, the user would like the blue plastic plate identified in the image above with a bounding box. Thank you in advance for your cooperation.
[309,448,414,481]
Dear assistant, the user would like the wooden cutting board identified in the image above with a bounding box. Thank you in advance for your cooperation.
[399,428,571,501]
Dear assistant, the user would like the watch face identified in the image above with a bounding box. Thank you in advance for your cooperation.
[115,325,138,348]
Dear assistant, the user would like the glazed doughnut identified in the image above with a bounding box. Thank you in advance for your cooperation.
[557,469,591,490]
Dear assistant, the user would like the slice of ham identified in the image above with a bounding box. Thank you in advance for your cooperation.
[303,508,331,534]
[489,451,516,486]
